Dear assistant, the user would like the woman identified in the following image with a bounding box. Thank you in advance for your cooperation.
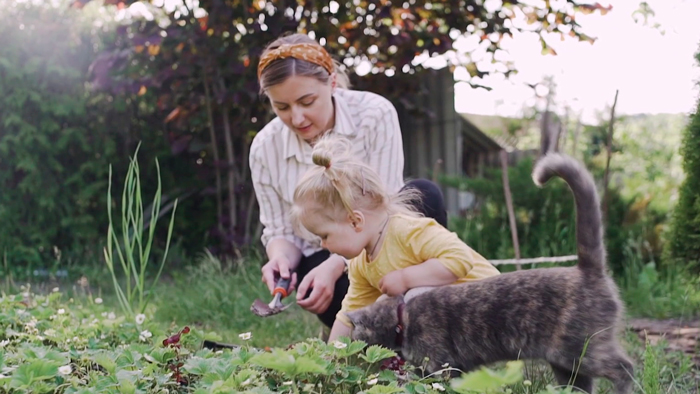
[250,33,447,329]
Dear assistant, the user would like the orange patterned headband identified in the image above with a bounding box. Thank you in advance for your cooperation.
[257,43,335,81]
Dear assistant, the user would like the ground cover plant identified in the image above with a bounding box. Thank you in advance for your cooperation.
[0,287,546,394]
[0,276,698,394]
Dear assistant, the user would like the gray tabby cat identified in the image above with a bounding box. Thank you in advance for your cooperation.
[345,153,634,394]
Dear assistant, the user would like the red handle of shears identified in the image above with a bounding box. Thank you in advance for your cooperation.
[273,277,291,298]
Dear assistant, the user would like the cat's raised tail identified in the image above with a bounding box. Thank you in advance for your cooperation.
[532,153,606,276]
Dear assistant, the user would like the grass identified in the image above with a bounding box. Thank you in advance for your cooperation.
[150,250,321,349]
[628,333,699,393]
[617,239,700,320]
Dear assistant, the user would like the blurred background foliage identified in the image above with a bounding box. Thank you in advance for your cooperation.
[0,0,694,288]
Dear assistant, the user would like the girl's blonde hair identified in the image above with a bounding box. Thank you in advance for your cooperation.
[290,135,422,236]
[258,33,351,95]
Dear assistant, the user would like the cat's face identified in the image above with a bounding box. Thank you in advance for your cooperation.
[346,295,403,350]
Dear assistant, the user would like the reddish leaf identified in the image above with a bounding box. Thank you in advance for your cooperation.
[164,107,183,124]
[162,333,181,346]
[147,45,160,56]
[197,16,208,31]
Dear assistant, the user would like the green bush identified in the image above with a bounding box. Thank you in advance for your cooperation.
[619,242,700,319]
[443,157,665,276]
[0,0,217,276]
[664,50,700,272]
[0,0,118,274]
[444,157,577,266]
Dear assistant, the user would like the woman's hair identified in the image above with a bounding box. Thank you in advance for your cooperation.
[290,135,421,236]
[258,33,350,95]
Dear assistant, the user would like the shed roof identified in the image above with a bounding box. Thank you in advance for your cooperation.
[459,113,504,152]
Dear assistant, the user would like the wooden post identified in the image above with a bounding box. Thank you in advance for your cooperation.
[431,159,443,183]
[500,150,521,270]
[539,110,552,157]
[602,90,619,225]
[552,117,562,153]
[559,106,570,153]
[571,115,582,158]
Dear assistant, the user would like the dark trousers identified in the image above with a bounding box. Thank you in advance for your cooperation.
[296,178,447,328]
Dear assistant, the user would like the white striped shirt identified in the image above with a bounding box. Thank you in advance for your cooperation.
[249,88,405,256]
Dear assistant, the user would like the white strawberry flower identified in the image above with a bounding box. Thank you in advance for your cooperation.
[332,340,347,349]
[238,332,252,340]
[139,330,152,342]
[58,365,72,375]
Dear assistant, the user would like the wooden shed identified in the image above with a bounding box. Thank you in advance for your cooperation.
[393,68,505,215]
[459,114,504,178]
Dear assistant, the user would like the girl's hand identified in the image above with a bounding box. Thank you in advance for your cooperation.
[296,255,345,314]
[378,270,408,297]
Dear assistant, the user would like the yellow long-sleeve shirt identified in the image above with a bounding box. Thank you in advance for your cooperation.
[337,214,500,327]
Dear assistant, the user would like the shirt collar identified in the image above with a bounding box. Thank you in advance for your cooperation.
[282,89,356,162]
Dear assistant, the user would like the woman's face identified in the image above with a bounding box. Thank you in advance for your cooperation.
[265,75,336,142]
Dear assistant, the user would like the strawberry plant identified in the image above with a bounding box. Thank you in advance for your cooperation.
[0,287,586,394]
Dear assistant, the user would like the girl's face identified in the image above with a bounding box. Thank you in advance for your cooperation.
[265,75,336,142]
[301,208,368,260]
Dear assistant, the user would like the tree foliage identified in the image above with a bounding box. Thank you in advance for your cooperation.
[442,154,666,276]
[665,48,700,271]
[0,1,120,270]
[0,0,204,273]
[84,0,612,254]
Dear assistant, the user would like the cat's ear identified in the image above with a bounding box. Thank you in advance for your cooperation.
[346,310,363,327]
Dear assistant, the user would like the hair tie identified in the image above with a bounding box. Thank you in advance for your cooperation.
[324,162,331,170]
[258,43,335,81]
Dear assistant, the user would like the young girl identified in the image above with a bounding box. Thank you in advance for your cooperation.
[251,32,448,329]
[290,135,501,342]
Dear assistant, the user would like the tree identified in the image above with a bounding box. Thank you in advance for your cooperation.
[0,0,120,270]
[665,48,700,271]
[84,0,613,255]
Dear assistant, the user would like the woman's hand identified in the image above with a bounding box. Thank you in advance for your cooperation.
[261,238,303,294]
[261,255,298,294]
[378,269,408,297]
[296,255,346,314]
